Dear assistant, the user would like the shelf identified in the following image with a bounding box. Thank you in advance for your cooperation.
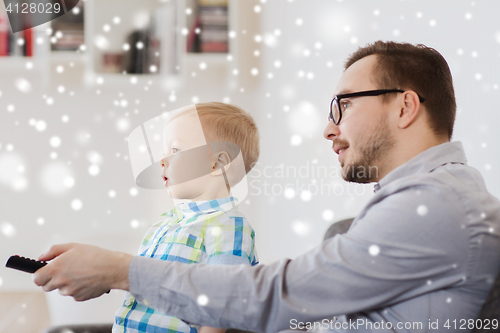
[82,71,182,89]
[50,50,87,62]
[185,52,231,63]
[0,0,240,88]
[0,56,38,70]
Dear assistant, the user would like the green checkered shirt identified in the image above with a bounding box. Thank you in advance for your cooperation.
[113,196,258,333]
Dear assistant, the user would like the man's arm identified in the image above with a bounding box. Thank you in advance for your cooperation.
[199,327,225,333]
[33,186,468,332]
[126,185,468,332]
[33,243,133,301]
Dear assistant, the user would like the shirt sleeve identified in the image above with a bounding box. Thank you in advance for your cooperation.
[203,212,256,266]
[128,185,469,332]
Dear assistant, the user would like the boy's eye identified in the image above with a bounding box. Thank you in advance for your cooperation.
[172,147,180,153]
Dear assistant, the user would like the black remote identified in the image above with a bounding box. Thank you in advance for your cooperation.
[5,255,47,273]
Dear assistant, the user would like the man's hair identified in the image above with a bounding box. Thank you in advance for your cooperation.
[195,102,260,174]
[345,41,456,139]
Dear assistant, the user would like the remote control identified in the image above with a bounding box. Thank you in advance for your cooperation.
[5,255,47,273]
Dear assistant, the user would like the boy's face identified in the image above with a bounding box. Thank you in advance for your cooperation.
[161,113,221,199]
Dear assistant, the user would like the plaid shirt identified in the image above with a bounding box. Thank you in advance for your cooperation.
[113,196,258,333]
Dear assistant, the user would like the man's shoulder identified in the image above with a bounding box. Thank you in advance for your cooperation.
[353,161,500,248]
[400,161,485,193]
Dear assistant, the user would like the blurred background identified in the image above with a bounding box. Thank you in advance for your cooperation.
[1,0,499,331]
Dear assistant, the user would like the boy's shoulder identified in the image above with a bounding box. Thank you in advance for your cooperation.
[205,207,254,229]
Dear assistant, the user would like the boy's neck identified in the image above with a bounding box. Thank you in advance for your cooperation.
[172,192,232,205]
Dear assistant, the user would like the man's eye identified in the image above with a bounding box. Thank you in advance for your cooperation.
[341,101,351,111]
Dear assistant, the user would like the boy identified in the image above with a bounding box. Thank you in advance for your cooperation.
[112,103,260,333]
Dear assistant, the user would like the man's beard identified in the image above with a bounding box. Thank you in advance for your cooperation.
[342,116,395,183]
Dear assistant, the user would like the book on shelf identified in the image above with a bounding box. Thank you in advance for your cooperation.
[101,53,124,73]
[50,1,84,51]
[23,26,33,57]
[122,29,150,74]
[186,15,201,53]
[103,1,176,75]
[0,13,8,56]
[188,0,229,53]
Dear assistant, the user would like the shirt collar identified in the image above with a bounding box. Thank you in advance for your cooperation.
[161,196,238,219]
[374,141,468,192]
[178,196,238,217]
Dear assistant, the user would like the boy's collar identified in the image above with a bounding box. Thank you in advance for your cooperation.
[161,196,238,218]
[178,196,238,216]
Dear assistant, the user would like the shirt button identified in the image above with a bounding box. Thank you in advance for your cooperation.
[143,298,150,306]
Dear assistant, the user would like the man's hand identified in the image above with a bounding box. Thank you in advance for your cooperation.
[33,243,133,302]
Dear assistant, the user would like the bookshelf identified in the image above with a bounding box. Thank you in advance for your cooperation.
[0,0,240,87]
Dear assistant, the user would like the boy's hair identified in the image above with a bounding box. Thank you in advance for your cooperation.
[345,41,456,140]
[195,102,260,174]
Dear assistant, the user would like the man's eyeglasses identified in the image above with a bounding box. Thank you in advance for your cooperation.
[328,89,426,125]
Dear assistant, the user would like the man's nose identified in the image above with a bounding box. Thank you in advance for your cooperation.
[323,120,340,140]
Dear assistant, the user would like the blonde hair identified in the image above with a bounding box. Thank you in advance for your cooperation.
[195,102,260,174]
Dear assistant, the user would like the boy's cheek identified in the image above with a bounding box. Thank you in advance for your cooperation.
[164,147,213,185]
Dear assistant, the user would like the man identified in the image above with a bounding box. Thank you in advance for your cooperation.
[34,41,500,332]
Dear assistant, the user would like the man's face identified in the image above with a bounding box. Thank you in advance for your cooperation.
[323,55,396,183]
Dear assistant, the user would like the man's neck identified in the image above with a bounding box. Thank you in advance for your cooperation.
[375,136,450,182]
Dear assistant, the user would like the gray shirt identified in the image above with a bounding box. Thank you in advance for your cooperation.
[128,141,500,333]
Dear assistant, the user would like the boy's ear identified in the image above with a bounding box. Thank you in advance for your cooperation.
[211,151,231,176]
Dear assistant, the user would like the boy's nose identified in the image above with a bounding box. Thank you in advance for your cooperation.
[160,158,169,172]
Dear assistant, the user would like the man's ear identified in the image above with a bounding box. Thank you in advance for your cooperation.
[211,151,231,176]
[398,90,422,130]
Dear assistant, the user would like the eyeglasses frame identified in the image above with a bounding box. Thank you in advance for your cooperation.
[329,89,426,125]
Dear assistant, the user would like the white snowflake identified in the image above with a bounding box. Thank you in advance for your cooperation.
[290,134,302,146]
[322,210,334,221]
[417,205,428,216]
[284,187,295,199]
[197,294,209,306]
[211,227,222,236]
[50,136,61,148]
[130,220,140,229]
[300,190,312,202]
[88,165,100,176]
[292,220,309,236]
[0,222,17,237]
[71,199,83,211]
[368,245,380,256]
